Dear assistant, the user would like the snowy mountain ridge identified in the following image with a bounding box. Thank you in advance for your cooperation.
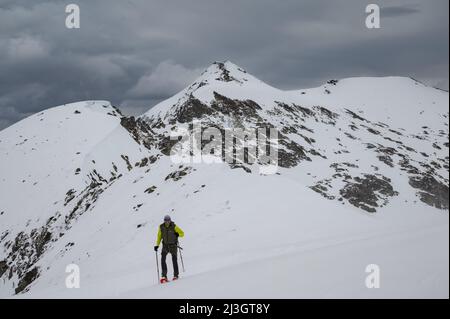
[0,61,448,298]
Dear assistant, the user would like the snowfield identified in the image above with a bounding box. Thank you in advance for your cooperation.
[0,62,448,298]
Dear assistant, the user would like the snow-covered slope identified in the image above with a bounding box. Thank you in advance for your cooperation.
[0,62,448,298]
[0,101,156,295]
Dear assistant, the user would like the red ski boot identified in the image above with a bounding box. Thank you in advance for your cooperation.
[160,277,169,284]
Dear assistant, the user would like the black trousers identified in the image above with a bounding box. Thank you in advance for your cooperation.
[161,244,178,278]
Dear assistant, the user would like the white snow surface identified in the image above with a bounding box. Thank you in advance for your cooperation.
[0,62,448,298]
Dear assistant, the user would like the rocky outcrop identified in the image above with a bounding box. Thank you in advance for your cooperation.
[15,267,39,294]
[340,174,399,213]
[0,260,8,278]
[120,116,156,149]
[409,175,449,210]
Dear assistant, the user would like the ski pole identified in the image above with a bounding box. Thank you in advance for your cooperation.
[155,250,160,283]
[178,245,185,272]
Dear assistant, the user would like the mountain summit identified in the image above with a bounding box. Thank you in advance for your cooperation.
[142,60,278,120]
[0,62,448,298]
[198,61,253,83]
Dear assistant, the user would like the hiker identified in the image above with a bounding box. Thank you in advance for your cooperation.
[154,215,184,283]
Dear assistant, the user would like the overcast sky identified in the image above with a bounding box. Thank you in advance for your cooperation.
[0,0,448,130]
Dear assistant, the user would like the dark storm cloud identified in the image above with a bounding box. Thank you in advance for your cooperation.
[0,0,448,130]
[381,5,420,18]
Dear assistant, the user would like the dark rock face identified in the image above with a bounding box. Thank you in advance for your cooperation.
[136,157,148,167]
[120,116,140,141]
[313,106,339,125]
[340,174,399,213]
[399,158,420,175]
[165,166,192,181]
[377,155,394,168]
[15,267,39,294]
[120,116,156,149]
[409,175,449,210]
[134,156,159,168]
[121,155,133,171]
[327,79,339,86]
[159,136,180,156]
[3,224,53,294]
[310,183,336,200]
[144,186,157,194]
[0,260,8,277]
[34,229,52,258]
[230,163,252,173]
[211,92,263,121]
[65,189,76,206]
[213,62,239,82]
[367,127,381,135]
[174,96,214,123]
[345,109,369,122]
[111,105,123,117]
[278,139,311,168]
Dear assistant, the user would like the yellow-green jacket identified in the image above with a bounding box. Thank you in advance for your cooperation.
[155,222,184,246]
